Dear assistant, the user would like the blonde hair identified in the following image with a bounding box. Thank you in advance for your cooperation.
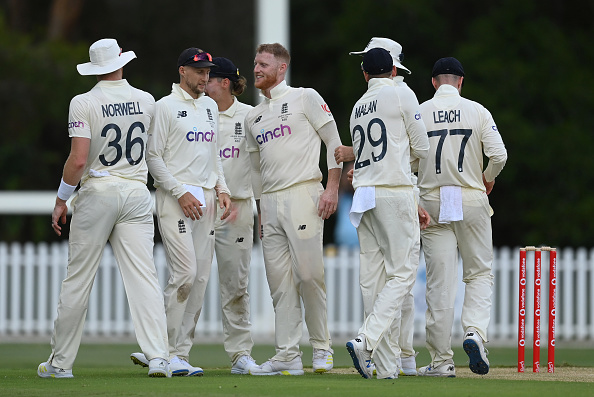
[256,43,291,66]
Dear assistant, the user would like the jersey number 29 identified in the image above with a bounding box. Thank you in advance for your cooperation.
[352,118,387,170]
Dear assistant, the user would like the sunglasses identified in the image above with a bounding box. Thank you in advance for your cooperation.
[181,52,212,66]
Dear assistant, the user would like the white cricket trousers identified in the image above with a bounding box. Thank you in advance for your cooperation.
[420,189,494,366]
[214,197,255,364]
[155,187,216,360]
[357,186,419,379]
[49,178,169,369]
[260,181,331,361]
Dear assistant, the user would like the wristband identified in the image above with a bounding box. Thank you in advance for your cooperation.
[57,178,77,201]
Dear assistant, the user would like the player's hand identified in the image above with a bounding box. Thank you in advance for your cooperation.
[347,168,354,184]
[318,188,338,220]
[51,198,68,236]
[178,192,203,220]
[334,145,355,164]
[218,193,232,220]
[483,174,495,195]
[418,205,431,230]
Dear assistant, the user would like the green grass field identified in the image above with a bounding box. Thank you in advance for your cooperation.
[1,342,593,396]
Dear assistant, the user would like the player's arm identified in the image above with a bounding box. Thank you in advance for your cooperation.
[317,121,342,219]
[480,108,507,191]
[400,90,429,160]
[52,137,90,236]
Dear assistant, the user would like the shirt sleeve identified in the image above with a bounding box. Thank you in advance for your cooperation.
[316,120,343,170]
[68,95,92,139]
[302,88,335,131]
[480,108,507,182]
[146,101,187,199]
[399,88,429,160]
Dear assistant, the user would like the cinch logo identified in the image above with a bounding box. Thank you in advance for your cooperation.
[187,127,214,142]
[220,146,240,158]
[234,122,242,135]
[68,121,85,129]
[255,124,291,145]
[178,111,187,118]
[206,109,213,121]
[281,103,288,114]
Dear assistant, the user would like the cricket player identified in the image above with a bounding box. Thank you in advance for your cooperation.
[336,37,425,376]
[204,56,259,374]
[38,38,171,378]
[345,48,429,380]
[416,57,507,377]
[245,43,342,375]
[130,47,231,376]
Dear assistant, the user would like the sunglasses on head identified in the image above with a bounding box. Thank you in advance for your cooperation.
[181,52,212,66]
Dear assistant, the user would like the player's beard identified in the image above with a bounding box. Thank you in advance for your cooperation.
[254,71,277,91]
[186,80,206,97]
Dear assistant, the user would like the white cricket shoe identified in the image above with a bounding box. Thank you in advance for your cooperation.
[312,348,334,373]
[417,360,456,377]
[130,352,149,367]
[463,327,490,375]
[148,358,172,378]
[37,361,73,378]
[249,356,304,376]
[170,356,203,376]
[401,355,418,376]
[346,335,373,379]
[231,355,258,374]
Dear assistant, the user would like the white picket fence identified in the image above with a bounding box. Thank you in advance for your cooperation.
[0,242,592,344]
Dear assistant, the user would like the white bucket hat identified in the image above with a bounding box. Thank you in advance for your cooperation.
[76,38,136,76]
[349,37,411,74]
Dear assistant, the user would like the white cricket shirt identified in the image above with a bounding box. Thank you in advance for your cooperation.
[68,79,155,185]
[218,97,254,199]
[349,78,429,189]
[245,81,337,193]
[417,84,507,196]
[146,83,227,199]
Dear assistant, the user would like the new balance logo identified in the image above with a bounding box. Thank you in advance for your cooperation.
[298,225,307,230]
[235,237,244,243]
[209,230,215,235]
[448,365,454,371]
[254,115,262,124]
[177,110,187,118]
[178,219,186,233]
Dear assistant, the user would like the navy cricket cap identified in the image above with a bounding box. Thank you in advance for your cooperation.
[362,48,393,75]
[177,48,216,68]
[209,57,240,82]
[432,57,465,77]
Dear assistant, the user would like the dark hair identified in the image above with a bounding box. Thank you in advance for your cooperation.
[256,43,291,65]
[231,75,247,96]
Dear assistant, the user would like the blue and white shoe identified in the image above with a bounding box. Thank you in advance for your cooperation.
[170,356,203,376]
[346,335,373,379]
[463,327,490,375]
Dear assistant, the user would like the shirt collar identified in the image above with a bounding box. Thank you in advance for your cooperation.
[367,77,395,89]
[172,83,204,101]
[220,97,239,117]
[435,84,460,98]
[261,80,290,101]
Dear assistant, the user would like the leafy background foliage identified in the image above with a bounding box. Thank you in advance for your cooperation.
[0,0,592,248]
